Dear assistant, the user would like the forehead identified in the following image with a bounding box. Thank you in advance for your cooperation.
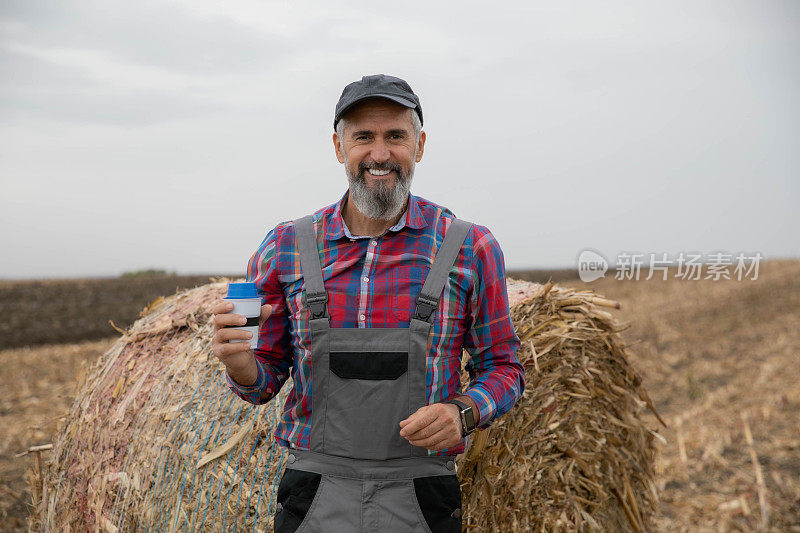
[341,98,414,131]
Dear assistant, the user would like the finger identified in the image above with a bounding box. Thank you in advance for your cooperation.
[260,304,273,322]
[407,426,453,449]
[425,434,459,452]
[398,406,426,432]
[213,339,253,360]
[398,406,421,428]
[409,423,459,449]
[398,408,437,437]
[215,327,253,343]
[402,414,449,441]
[212,301,234,315]
[213,312,247,331]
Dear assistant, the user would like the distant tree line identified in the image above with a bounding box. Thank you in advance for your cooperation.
[120,268,178,277]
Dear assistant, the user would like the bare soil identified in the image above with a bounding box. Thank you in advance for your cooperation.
[0,274,236,350]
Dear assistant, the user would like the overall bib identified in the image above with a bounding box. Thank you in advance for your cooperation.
[273,214,471,533]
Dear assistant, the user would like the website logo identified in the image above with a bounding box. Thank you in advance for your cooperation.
[577,249,609,282]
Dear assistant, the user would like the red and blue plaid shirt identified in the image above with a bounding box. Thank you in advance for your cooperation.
[227,189,524,455]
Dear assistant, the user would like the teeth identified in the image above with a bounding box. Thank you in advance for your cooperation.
[368,169,391,176]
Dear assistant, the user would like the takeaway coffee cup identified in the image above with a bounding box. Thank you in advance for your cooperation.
[224,282,261,349]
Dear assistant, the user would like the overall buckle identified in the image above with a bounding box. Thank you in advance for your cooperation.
[413,295,438,322]
[304,291,329,319]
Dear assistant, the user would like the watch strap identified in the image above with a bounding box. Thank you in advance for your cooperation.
[445,399,470,412]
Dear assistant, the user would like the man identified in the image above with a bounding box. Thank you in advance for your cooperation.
[212,74,525,533]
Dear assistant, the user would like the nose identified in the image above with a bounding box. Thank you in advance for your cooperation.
[369,138,390,163]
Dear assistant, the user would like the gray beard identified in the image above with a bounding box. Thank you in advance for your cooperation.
[346,161,414,221]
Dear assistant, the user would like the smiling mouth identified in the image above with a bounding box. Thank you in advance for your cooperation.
[366,168,394,177]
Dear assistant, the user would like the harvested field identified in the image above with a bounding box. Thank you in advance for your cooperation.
[0,337,117,531]
[577,259,800,531]
[2,259,798,531]
[0,274,235,350]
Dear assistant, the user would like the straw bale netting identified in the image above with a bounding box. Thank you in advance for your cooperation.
[33,277,663,532]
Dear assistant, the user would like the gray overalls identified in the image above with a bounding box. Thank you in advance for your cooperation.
[273,214,471,533]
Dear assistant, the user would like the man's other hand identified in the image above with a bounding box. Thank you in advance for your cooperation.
[398,403,462,451]
[211,300,273,386]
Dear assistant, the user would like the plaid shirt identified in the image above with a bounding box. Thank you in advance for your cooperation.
[227,189,524,455]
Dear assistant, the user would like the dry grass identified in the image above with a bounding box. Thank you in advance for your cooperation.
[0,337,117,531]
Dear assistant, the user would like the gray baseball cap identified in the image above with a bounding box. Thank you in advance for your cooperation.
[333,74,423,130]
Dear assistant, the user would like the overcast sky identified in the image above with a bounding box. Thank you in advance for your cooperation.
[1,1,798,279]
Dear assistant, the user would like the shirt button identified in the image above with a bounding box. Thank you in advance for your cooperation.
[359,314,366,321]
[363,276,369,282]
[370,240,377,246]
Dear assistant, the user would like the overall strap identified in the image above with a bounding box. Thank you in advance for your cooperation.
[294,215,329,319]
[412,218,472,322]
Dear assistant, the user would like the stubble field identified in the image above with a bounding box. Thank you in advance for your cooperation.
[1,261,798,531]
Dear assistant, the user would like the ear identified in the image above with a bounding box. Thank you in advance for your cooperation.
[415,131,426,163]
[333,132,345,163]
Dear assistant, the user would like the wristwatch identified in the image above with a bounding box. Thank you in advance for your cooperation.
[444,399,477,436]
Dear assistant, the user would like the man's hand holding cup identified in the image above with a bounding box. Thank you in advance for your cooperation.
[212,282,273,387]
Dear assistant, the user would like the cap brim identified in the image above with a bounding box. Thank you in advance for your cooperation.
[335,94,418,126]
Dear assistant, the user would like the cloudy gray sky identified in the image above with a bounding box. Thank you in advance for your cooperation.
[1,0,798,279]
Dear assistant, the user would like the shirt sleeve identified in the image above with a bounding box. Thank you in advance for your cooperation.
[226,224,293,405]
[461,224,526,429]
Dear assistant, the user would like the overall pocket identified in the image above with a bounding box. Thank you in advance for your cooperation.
[412,474,463,533]
[323,351,411,459]
[274,469,323,533]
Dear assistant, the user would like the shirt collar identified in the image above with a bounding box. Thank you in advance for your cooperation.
[324,189,428,241]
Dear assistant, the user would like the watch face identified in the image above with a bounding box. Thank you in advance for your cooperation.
[464,409,476,432]
[449,400,476,435]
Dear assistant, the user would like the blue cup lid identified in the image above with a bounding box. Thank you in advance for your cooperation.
[226,282,259,299]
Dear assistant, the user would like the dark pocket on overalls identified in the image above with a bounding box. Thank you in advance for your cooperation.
[274,469,322,533]
[412,474,463,533]
[324,351,410,459]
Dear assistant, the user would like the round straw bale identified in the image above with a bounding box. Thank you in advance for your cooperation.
[458,279,663,531]
[33,278,661,532]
